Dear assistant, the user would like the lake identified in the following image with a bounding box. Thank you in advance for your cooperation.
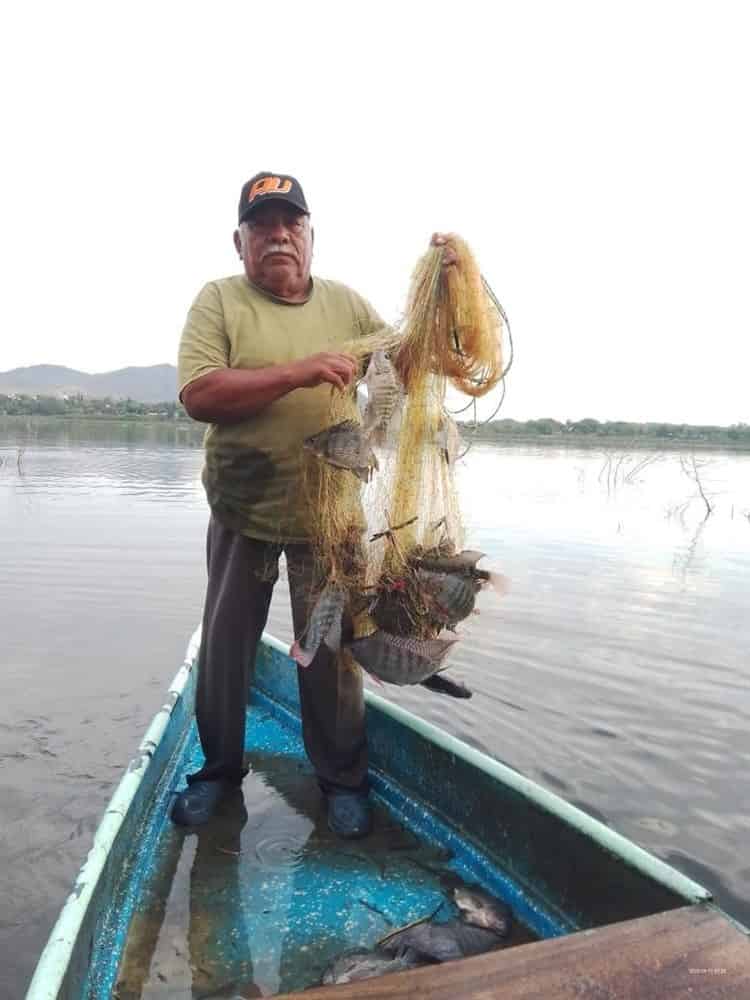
[1,417,748,997]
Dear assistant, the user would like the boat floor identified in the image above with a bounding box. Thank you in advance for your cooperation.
[113,697,536,998]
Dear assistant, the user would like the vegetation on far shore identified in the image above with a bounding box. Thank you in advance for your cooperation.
[461,416,750,448]
[0,394,188,420]
[1,394,748,449]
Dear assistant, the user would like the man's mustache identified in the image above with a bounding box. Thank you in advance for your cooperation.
[262,243,297,261]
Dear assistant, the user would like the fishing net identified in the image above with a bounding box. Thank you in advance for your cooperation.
[301,235,506,651]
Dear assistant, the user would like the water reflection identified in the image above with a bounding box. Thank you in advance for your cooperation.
[0,415,205,450]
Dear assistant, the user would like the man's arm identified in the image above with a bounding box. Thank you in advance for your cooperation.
[181,352,358,424]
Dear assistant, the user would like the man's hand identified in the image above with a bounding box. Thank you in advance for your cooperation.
[291,352,358,391]
[431,232,458,268]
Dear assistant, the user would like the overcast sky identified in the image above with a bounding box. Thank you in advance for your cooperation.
[2,1,748,424]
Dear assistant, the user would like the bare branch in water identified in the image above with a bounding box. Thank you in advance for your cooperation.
[679,453,715,517]
[598,450,664,496]
[624,452,663,483]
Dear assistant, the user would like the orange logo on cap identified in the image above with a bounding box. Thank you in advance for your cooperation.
[248,176,293,203]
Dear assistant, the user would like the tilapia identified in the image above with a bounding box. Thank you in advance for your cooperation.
[417,569,480,625]
[380,886,512,963]
[290,585,346,668]
[454,885,513,936]
[362,350,403,447]
[413,548,487,576]
[322,887,514,987]
[347,630,457,685]
[414,549,510,596]
[321,948,423,985]
[303,420,379,483]
[380,918,505,963]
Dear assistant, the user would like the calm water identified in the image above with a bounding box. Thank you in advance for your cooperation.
[1,418,749,997]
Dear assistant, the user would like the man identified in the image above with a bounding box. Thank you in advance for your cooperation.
[174,171,453,836]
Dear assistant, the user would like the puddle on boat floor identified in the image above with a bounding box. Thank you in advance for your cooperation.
[114,707,536,998]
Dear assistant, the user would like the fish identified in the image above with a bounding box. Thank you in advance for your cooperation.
[417,569,479,625]
[380,886,513,963]
[413,548,487,576]
[289,585,346,668]
[321,948,424,985]
[322,887,514,986]
[347,630,457,685]
[454,885,513,936]
[379,918,506,963]
[362,350,403,447]
[414,549,510,597]
[303,420,379,483]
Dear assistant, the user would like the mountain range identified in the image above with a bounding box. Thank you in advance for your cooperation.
[0,365,178,404]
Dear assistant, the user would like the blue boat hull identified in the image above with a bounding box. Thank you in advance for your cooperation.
[26,631,718,998]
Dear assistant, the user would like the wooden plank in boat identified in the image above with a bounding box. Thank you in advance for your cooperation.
[286,904,749,999]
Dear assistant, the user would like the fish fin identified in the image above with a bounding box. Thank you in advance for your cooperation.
[290,641,314,668]
[421,673,473,699]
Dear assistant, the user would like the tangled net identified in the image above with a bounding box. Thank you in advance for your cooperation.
[302,234,506,652]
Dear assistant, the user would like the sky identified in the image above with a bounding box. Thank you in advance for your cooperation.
[1,0,748,425]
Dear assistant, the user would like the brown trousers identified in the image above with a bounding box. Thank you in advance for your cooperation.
[188,515,368,792]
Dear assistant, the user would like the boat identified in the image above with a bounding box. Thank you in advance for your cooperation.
[26,630,749,998]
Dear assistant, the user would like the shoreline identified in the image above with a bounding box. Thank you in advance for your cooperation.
[1,415,749,453]
[459,430,750,453]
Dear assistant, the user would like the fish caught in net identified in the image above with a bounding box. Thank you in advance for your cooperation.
[297,235,510,688]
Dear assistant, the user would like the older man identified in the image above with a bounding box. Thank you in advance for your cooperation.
[175,171,452,836]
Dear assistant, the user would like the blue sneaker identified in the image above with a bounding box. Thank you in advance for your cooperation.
[326,790,372,839]
[171,779,234,827]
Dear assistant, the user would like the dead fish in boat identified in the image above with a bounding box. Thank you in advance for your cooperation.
[380,886,513,963]
[420,672,472,698]
[380,918,506,963]
[303,420,379,483]
[417,569,480,626]
[290,585,346,668]
[321,947,424,985]
[454,885,513,935]
[434,414,462,465]
[348,631,457,685]
[362,350,403,447]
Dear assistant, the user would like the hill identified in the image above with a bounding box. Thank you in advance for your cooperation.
[0,364,177,403]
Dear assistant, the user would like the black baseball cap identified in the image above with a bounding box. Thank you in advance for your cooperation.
[238,172,309,224]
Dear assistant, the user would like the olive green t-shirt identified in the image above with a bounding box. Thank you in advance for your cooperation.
[177,274,385,542]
